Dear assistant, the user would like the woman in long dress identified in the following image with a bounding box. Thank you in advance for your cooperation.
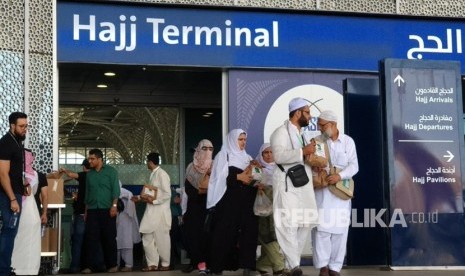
[255,143,285,275]
[11,149,41,275]
[183,139,214,274]
[207,129,258,276]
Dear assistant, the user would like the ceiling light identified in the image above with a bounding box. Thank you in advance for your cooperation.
[202,114,210,117]
[205,112,213,115]
[97,84,108,88]
[104,72,116,77]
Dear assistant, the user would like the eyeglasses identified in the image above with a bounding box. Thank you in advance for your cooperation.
[318,122,331,129]
[201,146,214,151]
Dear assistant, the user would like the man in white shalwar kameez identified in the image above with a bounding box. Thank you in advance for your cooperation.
[136,152,172,271]
[311,110,358,276]
[270,98,319,276]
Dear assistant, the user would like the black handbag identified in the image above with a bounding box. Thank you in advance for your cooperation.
[117,198,125,212]
[277,164,309,191]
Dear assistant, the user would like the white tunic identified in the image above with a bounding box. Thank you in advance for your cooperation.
[270,121,318,269]
[117,188,141,249]
[271,121,318,227]
[11,171,41,275]
[314,133,358,234]
[139,166,172,233]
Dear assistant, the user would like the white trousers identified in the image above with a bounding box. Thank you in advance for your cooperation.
[118,248,134,267]
[142,229,171,267]
[275,225,311,270]
[311,227,349,272]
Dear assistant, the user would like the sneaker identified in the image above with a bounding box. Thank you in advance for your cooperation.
[198,270,208,275]
[121,267,132,272]
[81,268,92,274]
[107,266,119,273]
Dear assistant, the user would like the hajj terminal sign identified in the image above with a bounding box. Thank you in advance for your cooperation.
[58,1,465,72]
[383,59,464,215]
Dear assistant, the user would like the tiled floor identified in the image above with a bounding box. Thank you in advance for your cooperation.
[58,266,465,276]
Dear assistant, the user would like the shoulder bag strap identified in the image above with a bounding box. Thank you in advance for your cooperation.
[277,164,289,192]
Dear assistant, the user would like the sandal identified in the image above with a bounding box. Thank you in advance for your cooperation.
[157,266,170,271]
[142,266,158,272]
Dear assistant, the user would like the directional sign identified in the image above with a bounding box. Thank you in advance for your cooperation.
[393,75,405,87]
[383,59,465,268]
[383,59,464,214]
[443,150,455,162]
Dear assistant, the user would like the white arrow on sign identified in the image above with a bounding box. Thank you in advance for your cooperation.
[443,151,454,162]
[393,75,405,87]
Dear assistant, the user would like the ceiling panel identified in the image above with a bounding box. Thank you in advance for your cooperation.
[59,63,222,153]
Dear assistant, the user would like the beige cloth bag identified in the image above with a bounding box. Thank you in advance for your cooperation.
[327,167,354,200]
[306,139,329,189]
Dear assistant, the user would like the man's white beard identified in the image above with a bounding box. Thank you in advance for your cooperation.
[322,129,333,140]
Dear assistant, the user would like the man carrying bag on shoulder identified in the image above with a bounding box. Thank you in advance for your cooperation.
[270,98,319,276]
[310,110,359,276]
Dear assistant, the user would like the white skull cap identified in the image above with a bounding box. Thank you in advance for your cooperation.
[319,110,338,122]
[288,97,308,112]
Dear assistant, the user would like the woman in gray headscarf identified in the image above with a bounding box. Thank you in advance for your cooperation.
[207,129,258,276]
[255,143,284,276]
[183,139,214,275]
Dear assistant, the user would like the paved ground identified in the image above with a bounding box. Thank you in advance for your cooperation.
[57,266,465,276]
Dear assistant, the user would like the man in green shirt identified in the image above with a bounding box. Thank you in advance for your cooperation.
[81,149,120,274]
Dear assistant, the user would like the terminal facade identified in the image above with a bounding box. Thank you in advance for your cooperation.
[1,0,465,269]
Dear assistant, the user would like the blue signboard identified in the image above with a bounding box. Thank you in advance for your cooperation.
[58,1,465,73]
[384,59,464,215]
[382,59,465,266]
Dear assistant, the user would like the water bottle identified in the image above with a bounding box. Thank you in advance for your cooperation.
[41,224,46,237]
[8,212,19,228]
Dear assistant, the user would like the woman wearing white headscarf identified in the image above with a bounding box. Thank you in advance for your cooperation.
[207,129,258,276]
[183,139,214,275]
[255,143,285,276]
[11,149,41,275]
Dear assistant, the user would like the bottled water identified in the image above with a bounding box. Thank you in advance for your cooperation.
[8,212,19,228]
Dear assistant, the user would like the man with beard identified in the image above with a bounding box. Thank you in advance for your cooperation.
[0,112,28,276]
[311,110,358,276]
[270,98,318,276]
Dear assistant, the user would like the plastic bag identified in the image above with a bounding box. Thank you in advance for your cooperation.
[253,191,273,217]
